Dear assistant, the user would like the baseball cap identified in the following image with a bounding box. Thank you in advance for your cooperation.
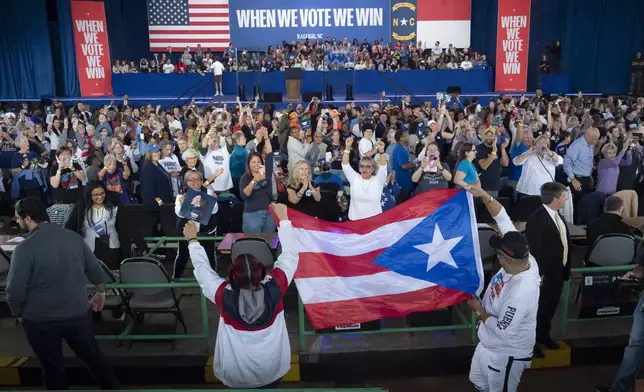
[147,143,161,153]
[489,231,530,259]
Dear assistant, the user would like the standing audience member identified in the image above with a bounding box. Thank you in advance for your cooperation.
[99,154,131,205]
[6,198,119,390]
[140,144,174,208]
[411,142,451,194]
[391,131,416,198]
[173,169,218,278]
[454,142,480,188]
[596,141,632,195]
[239,150,276,233]
[342,137,388,220]
[200,132,232,195]
[49,146,85,204]
[563,127,599,204]
[525,182,571,358]
[66,183,122,270]
[159,140,182,197]
[286,161,321,217]
[287,126,311,174]
[513,135,562,197]
[11,136,47,200]
[476,127,509,197]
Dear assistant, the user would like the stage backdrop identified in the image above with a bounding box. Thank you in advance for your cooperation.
[228,0,390,49]
[71,1,113,96]
[494,0,531,92]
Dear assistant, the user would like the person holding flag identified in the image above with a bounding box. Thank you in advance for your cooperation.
[465,185,541,392]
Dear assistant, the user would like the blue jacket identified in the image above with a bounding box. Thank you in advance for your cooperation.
[11,169,47,199]
[139,160,174,208]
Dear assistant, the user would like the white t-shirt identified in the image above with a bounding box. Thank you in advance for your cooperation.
[513,153,562,196]
[201,142,232,192]
[342,162,387,221]
[358,138,375,158]
[477,207,541,357]
[159,154,182,196]
[163,63,174,73]
[210,61,224,76]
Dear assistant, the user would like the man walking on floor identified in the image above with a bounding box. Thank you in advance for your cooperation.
[5,197,119,390]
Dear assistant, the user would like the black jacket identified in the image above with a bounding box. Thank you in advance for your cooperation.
[525,205,572,280]
[587,213,634,248]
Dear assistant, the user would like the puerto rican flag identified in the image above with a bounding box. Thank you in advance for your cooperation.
[287,189,483,329]
[418,0,471,49]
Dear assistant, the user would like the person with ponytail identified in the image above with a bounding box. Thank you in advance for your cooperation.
[183,203,297,389]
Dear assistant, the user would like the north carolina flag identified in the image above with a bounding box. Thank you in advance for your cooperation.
[288,189,483,329]
[391,0,471,48]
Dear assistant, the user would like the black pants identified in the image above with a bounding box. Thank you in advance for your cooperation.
[571,176,592,223]
[173,239,216,278]
[22,312,119,390]
[536,274,564,343]
[259,377,282,389]
[94,239,122,270]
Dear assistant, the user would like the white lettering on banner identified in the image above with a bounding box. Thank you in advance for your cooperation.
[75,19,106,84]
[500,14,528,78]
[235,8,383,28]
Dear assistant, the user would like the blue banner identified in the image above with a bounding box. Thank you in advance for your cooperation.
[229,0,391,49]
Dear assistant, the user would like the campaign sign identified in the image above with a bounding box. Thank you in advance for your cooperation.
[179,189,218,226]
[229,0,391,49]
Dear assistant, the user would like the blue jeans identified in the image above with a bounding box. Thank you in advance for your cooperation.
[612,295,644,392]
[243,210,277,233]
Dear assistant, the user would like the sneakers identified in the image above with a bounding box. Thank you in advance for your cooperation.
[214,92,219,96]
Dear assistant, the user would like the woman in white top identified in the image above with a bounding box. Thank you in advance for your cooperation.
[513,135,562,196]
[159,140,182,196]
[200,131,232,194]
[342,136,388,220]
[66,183,121,270]
[358,128,378,158]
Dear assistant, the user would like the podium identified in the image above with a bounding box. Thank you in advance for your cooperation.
[285,68,302,102]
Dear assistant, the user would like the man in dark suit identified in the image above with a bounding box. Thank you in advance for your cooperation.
[525,182,572,357]
[587,196,634,248]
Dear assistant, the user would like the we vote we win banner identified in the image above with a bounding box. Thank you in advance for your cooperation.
[494,0,531,92]
[71,1,113,96]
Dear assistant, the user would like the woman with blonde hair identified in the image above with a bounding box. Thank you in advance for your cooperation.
[286,160,321,217]
[597,139,632,195]
[513,134,561,197]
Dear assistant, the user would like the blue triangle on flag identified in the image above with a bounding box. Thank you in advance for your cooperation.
[372,191,481,295]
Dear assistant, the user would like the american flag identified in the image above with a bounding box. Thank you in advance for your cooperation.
[147,0,230,52]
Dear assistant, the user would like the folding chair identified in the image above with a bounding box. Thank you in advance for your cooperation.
[231,237,275,268]
[88,260,131,333]
[119,257,187,339]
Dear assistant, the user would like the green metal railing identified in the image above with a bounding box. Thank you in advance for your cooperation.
[38,390,387,392]
[297,296,479,349]
[561,264,636,337]
[143,236,224,256]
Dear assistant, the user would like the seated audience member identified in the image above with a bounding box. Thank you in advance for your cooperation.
[586,196,634,257]
[513,135,562,197]
[49,146,85,204]
[173,169,218,278]
[286,160,321,217]
[99,154,131,205]
[11,135,47,200]
[453,142,480,188]
[239,150,276,233]
[140,144,174,208]
[66,183,122,270]
[412,142,451,194]
[596,140,632,195]
[342,136,388,220]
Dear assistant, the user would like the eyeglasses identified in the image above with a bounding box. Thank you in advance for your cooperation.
[186,178,202,183]
[359,164,373,169]
[91,192,105,197]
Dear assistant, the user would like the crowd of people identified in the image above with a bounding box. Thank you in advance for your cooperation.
[2,89,644,390]
[112,39,489,74]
